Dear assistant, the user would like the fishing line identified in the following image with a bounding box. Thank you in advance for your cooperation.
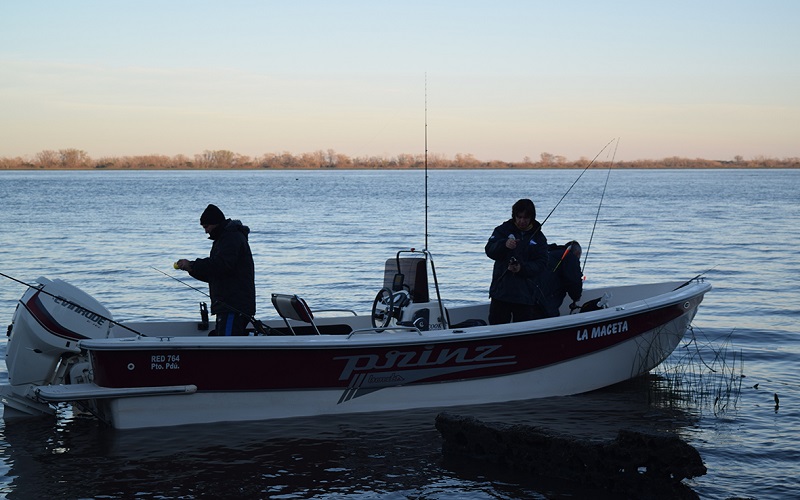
[581,138,619,272]
[0,271,145,337]
[150,266,278,336]
[151,266,210,298]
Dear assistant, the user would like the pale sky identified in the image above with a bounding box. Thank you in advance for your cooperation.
[1,0,798,162]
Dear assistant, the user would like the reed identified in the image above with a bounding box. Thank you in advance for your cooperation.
[651,326,742,416]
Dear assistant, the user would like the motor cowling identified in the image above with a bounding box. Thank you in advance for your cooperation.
[397,302,447,331]
[5,277,113,388]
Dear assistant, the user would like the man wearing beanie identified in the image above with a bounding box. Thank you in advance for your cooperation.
[175,204,256,336]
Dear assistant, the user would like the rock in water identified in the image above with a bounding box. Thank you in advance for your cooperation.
[435,412,706,500]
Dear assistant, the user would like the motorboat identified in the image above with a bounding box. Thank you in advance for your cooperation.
[1,249,711,429]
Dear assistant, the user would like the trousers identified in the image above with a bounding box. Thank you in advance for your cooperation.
[488,299,546,325]
[211,311,250,336]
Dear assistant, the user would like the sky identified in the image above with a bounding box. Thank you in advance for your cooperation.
[1,0,798,163]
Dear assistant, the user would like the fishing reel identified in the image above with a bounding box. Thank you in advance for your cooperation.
[370,287,411,328]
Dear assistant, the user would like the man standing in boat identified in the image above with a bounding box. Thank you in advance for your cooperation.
[175,204,256,336]
[485,199,548,324]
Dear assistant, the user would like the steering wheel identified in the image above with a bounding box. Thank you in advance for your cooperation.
[371,288,395,328]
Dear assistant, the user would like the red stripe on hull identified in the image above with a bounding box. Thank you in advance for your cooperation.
[90,302,687,391]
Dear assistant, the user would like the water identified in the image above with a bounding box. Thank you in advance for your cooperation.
[0,168,798,499]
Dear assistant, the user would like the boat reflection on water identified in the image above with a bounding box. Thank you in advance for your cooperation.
[0,372,703,499]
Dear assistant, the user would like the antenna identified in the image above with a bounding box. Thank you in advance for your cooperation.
[424,73,429,251]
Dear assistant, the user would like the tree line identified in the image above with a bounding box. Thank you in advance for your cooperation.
[1,148,798,170]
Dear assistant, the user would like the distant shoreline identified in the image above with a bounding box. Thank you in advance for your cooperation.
[2,166,799,171]
[1,149,798,170]
[1,165,799,171]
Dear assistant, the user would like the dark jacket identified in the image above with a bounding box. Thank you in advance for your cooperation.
[189,219,256,317]
[485,219,548,305]
[536,243,583,317]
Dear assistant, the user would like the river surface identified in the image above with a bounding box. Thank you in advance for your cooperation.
[0,168,798,499]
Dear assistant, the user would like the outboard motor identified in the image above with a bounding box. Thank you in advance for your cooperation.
[2,278,113,419]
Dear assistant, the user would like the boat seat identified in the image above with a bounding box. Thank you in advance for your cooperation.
[271,294,358,335]
[271,293,321,335]
[383,257,429,303]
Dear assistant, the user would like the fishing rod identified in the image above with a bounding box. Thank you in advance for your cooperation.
[520,139,614,313]
[539,138,615,228]
[421,76,447,326]
[494,139,614,283]
[154,265,211,299]
[0,271,145,337]
[552,241,576,272]
[674,266,717,290]
[581,138,619,272]
[151,266,279,336]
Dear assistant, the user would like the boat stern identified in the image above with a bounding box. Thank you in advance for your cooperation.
[2,277,113,421]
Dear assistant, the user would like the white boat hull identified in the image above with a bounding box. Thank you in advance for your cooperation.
[2,266,709,429]
[98,306,693,429]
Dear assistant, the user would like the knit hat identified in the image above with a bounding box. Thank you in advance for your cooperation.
[200,204,225,225]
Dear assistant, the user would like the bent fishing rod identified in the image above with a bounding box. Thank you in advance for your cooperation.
[150,266,278,336]
[495,139,615,281]
[511,139,615,311]
[506,138,616,269]
[539,138,616,228]
[581,138,619,273]
[0,271,145,337]
[535,138,615,277]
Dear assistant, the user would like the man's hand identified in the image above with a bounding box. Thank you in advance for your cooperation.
[175,259,192,272]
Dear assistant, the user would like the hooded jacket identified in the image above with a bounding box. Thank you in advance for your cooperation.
[536,243,584,317]
[485,218,548,305]
[189,219,256,317]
